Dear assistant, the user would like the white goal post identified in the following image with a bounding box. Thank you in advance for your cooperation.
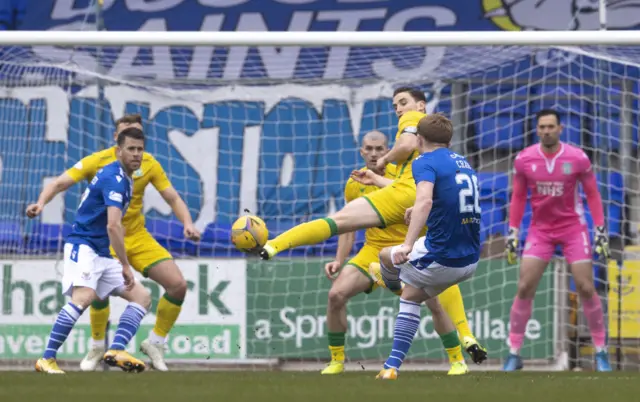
[1,30,640,46]
[0,30,638,372]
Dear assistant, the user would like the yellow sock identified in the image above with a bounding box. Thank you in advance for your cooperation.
[90,299,110,341]
[446,345,465,363]
[438,285,474,340]
[440,330,464,363]
[329,346,345,363]
[268,218,337,254]
[153,293,183,338]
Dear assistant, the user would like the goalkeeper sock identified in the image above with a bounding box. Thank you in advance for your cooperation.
[328,332,346,362]
[110,303,147,351]
[152,293,184,342]
[384,299,420,370]
[43,303,83,359]
[89,299,110,347]
[582,294,606,351]
[267,218,337,254]
[440,330,464,363]
[438,285,474,340]
[508,296,533,355]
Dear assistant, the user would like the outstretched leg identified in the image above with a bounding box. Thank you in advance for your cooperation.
[262,197,382,259]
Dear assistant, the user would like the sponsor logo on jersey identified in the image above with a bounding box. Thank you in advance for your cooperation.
[536,181,564,197]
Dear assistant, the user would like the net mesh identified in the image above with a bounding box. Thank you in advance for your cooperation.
[0,41,639,370]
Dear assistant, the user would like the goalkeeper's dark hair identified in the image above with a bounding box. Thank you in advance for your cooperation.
[393,87,427,103]
[417,113,453,145]
[536,109,561,124]
[115,114,143,127]
[117,127,145,146]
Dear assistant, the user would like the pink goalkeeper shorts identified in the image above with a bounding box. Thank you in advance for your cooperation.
[522,224,592,264]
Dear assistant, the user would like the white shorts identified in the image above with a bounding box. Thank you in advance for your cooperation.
[62,243,125,300]
[391,236,477,298]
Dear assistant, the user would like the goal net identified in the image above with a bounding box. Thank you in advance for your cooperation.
[0,32,638,371]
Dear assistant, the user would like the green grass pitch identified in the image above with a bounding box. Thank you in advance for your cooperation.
[1,371,639,402]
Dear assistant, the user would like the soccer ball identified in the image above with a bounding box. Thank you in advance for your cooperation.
[231,215,269,253]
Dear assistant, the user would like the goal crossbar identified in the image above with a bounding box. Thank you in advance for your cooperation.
[1,30,640,47]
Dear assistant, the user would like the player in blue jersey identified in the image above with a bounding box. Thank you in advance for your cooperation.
[33,127,152,374]
[374,114,481,380]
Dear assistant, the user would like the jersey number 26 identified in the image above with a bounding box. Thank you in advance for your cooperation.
[455,173,481,214]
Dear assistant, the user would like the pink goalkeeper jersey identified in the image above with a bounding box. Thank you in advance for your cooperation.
[510,142,604,232]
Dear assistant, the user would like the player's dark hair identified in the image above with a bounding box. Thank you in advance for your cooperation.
[117,127,145,146]
[536,109,561,124]
[115,114,143,127]
[393,87,427,103]
[417,113,453,145]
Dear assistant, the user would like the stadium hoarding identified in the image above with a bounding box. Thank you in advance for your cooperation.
[0,259,246,360]
[245,258,556,361]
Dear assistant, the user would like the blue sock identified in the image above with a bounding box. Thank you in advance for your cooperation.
[384,299,421,370]
[43,303,83,359]
[109,303,147,350]
[380,261,402,293]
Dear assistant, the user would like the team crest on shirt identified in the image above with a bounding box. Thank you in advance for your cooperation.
[133,168,143,178]
[562,162,572,175]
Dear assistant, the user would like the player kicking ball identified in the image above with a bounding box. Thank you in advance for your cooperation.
[34,128,151,374]
[26,114,200,372]
[503,109,611,372]
[376,114,480,379]
[254,87,486,365]
[321,130,485,375]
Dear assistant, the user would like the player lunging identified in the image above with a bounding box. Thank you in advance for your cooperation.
[503,109,611,372]
[322,130,486,374]
[257,87,485,364]
[26,114,200,372]
[34,128,151,374]
[376,114,481,379]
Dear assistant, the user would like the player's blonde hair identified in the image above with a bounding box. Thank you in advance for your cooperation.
[417,113,453,145]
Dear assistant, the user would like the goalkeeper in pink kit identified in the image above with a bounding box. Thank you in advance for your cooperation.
[504,109,611,372]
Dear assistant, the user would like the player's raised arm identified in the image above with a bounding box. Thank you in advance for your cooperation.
[349,169,393,188]
[151,160,201,241]
[26,153,101,218]
[505,154,528,264]
[25,173,76,218]
[376,89,426,171]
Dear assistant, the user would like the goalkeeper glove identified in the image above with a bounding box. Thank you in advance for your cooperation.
[594,226,610,260]
[505,227,519,265]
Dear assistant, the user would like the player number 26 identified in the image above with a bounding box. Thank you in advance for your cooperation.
[455,173,481,214]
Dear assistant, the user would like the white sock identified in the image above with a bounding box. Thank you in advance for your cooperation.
[148,330,166,345]
[92,338,105,349]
